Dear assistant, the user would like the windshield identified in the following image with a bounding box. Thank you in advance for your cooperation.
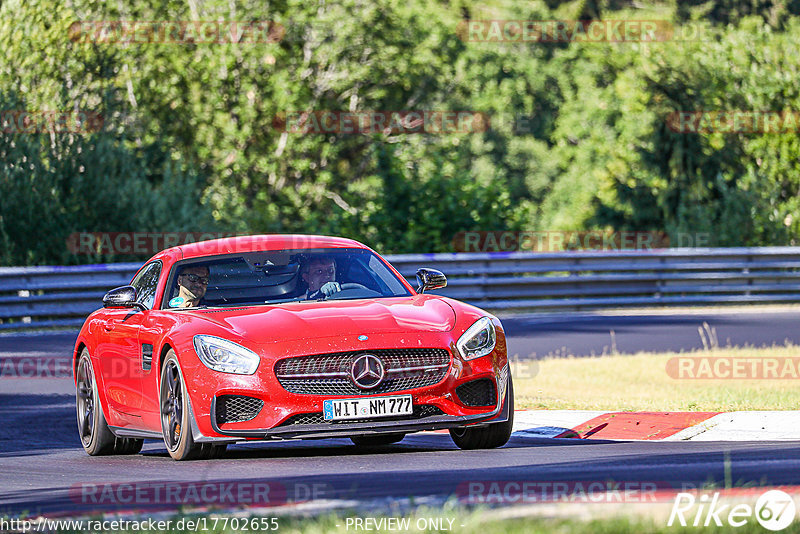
[164,248,411,309]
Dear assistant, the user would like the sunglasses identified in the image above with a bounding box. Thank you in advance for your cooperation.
[181,273,209,284]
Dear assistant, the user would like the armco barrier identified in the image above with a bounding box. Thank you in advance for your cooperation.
[1,247,800,332]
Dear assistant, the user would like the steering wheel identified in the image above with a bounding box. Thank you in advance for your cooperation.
[340,283,368,291]
[329,283,381,299]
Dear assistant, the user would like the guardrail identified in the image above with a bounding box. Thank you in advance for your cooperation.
[1,247,800,332]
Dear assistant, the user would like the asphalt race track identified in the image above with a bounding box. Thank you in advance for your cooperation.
[501,309,800,358]
[4,420,800,517]
[1,309,800,517]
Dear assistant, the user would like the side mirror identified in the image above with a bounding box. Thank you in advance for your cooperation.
[103,286,144,310]
[415,268,447,294]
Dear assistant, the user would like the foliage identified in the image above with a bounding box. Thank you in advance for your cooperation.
[0,0,799,264]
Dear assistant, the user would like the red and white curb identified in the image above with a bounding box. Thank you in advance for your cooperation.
[512,410,800,441]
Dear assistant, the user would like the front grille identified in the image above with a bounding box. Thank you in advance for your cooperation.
[277,404,445,427]
[275,348,450,395]
[455,378,497,407]
[281,412,326,426]
[215,395,264,424]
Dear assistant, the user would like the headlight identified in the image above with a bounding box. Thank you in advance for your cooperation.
[456,317,496,360]
[193,335,260,374]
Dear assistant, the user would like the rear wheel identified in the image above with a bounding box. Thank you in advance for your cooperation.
[450,377,514,450]
[161,351,221,460]
[350,433,405,447]
[76,349,143,456]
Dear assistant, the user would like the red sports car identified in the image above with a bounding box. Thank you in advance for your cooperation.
[74,235,513,460]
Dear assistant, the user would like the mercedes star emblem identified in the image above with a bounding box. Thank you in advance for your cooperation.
[350,354,384,390]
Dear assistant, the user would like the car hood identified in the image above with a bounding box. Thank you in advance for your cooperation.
[182,295,456,343]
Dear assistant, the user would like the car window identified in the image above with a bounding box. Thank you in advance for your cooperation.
[367,254,408,295]
[165,248,411,308]
[131,261,162,310]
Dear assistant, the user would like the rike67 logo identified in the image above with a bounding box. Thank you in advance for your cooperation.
[668,490,796,530]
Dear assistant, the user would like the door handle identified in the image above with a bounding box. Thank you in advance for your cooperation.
[103,320,118,332]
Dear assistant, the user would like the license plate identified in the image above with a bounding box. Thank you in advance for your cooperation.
[323,395,413,421]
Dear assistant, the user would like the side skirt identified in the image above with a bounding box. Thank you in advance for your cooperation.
[108,426,162,439]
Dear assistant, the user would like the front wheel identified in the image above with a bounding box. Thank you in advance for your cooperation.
[160,351,224,460]
[76,349,143,456]
[450,377,514,450]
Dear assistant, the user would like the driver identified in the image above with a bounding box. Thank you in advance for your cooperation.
[171,265,210,308]
[301,256,342,299]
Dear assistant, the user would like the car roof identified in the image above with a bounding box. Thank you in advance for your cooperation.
[152,234,367,262]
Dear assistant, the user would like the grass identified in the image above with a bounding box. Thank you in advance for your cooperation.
[512,344,800,411]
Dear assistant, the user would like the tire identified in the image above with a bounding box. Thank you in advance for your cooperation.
[160,351,216,460]
[350,433,405,447]
[450,377,514,450]
[76,349,143,456]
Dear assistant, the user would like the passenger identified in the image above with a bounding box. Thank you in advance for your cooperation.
[171,265,210,308]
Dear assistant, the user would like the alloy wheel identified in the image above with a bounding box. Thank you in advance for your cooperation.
[161,360,184,450]
[76,357,95,447]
